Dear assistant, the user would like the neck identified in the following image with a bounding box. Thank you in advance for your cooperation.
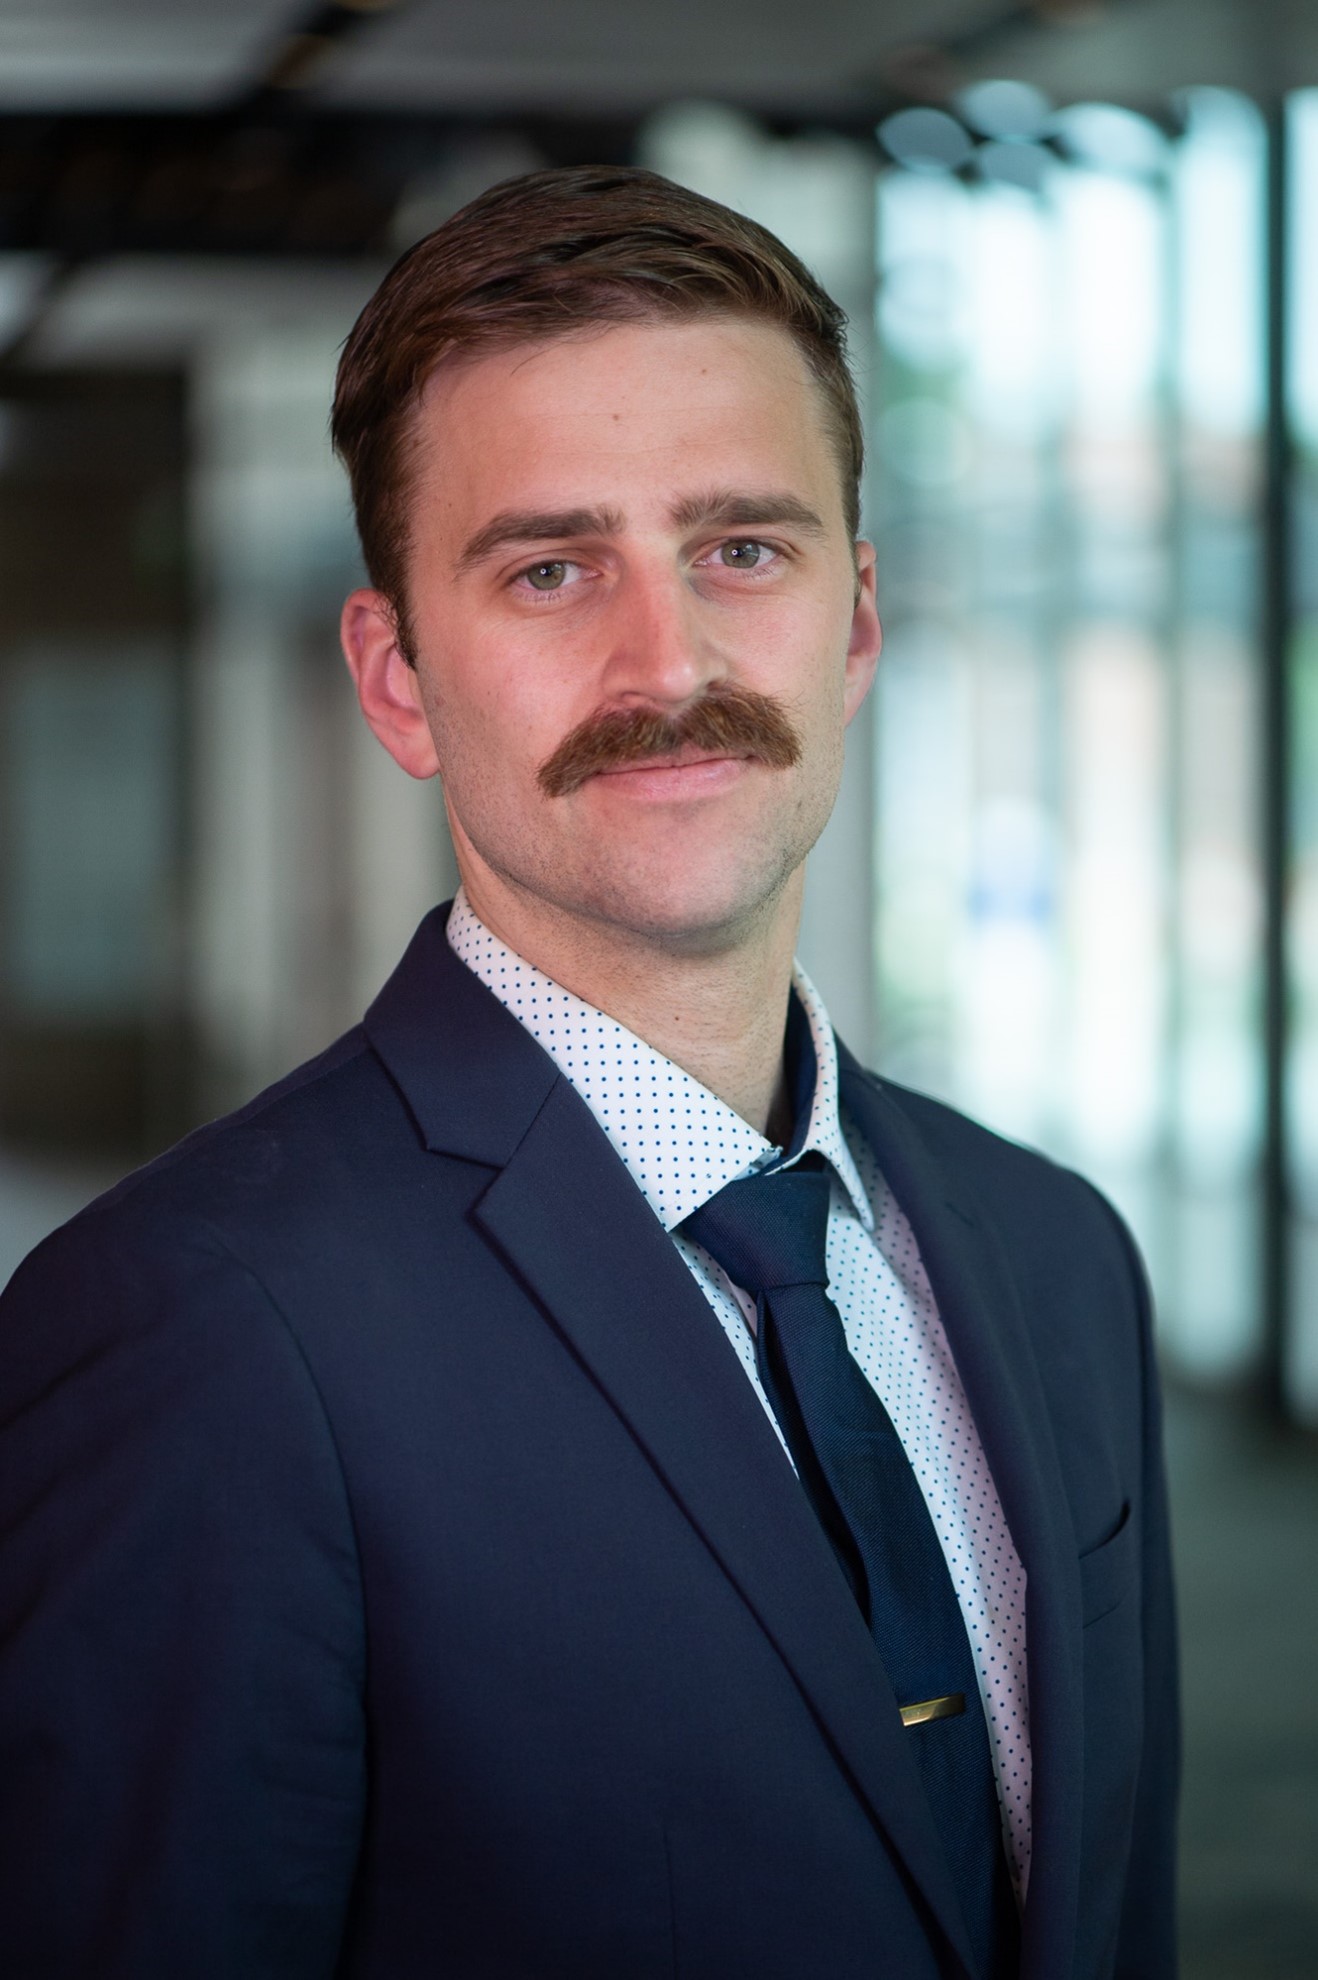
[455,868,804,1139]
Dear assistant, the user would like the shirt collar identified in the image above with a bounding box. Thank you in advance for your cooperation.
[446,888,872,1234]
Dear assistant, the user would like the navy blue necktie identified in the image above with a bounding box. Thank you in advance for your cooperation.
[683,1154,1020,1978]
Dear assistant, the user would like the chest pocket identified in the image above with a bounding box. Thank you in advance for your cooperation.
[1078,1500,1136,1627]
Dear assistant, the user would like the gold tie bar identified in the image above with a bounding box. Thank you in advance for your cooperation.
[899,1693,965,1729]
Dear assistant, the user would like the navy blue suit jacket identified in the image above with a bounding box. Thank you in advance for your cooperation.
[0,906,1178,1978]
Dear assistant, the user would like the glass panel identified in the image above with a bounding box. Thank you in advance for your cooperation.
[1168,89,1267,1382]
[4,641,176,1020]
[190,319,457,1110]
[1287,90,1318,1422]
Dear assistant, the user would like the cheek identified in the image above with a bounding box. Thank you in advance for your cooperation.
[764,617,853,729]
[419,645,579,797]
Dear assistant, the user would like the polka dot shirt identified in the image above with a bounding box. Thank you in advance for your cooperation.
[448,890,1032,1896]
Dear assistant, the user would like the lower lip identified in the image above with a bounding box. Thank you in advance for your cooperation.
[590,757,748,800]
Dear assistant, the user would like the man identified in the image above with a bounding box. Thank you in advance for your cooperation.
[0,167,1177,1978]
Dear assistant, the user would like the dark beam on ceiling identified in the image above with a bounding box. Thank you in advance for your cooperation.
[237,0,417,110]
[0,111,647,261]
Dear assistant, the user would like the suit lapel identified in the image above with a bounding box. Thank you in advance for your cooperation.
[365,912,980,1979]
[838,1049,1084,1980]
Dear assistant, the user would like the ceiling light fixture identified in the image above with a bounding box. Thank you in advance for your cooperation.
[877,107,975,175]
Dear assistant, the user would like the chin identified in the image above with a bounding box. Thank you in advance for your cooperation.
[563,846,804,954]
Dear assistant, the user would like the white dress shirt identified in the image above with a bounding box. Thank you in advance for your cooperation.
[447,889,1032,1894]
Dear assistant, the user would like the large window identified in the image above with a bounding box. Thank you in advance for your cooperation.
[871,93,1270,1392]
[652,91,1315,1420]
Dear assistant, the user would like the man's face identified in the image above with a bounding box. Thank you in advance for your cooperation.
[348,315,880,955]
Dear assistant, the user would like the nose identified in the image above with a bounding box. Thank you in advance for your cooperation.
[597,558,726,710]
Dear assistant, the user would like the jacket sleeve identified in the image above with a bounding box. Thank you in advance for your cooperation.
[1107,1208,1181,1980]
[0,1206,366,1978]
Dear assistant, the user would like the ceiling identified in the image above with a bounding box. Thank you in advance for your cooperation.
[0,0,1313,123]
[1,0,1314,362]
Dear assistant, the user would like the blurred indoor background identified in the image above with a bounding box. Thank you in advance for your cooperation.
[0,1,1314,1972]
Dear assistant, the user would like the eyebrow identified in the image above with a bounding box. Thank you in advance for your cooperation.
[456,507,624,571]
[455,489,829,572]
[667,489,829,539]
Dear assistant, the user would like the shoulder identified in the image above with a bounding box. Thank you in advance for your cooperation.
[3,1022,419,1326]
[83,1022,385,1211]
[846,1061,1148,1308]
[883,1072,1112,1200]
[843,1067,1159,1499]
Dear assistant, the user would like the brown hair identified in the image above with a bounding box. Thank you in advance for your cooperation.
[331,164,863,662]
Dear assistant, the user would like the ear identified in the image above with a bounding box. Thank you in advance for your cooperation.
[340,589,441,780]
[843,541,882,725]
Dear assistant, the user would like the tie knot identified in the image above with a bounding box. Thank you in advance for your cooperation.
[681,1160,833,1298]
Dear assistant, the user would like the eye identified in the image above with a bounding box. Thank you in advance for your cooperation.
[714,539,777,570]
[515,559,586,594]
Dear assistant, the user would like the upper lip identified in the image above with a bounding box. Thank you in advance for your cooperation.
[597,746,745,775]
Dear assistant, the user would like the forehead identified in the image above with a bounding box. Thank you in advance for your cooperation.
[407,317,846,532]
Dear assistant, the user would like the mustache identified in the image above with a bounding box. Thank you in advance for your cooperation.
[537,682,802,799]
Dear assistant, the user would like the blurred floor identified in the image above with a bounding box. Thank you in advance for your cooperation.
[1166,1384,1318,1980]
[1,1168,1315,1975]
